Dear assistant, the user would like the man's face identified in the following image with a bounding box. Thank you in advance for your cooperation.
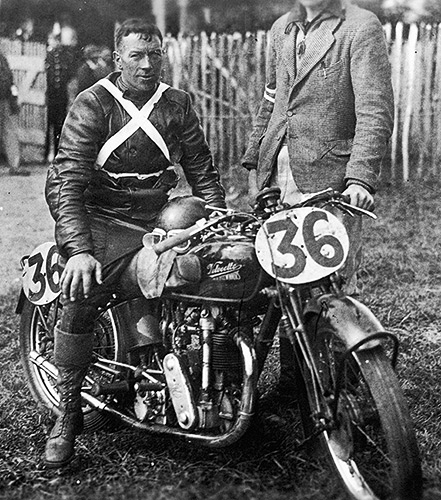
[298,0,330,12]
[114,33,163,92]
[89,48,101,64]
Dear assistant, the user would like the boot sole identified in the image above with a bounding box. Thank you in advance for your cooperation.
[44,452,75,469]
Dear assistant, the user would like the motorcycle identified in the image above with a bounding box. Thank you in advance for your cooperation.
[17,187,422,500]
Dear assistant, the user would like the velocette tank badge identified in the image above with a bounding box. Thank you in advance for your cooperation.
[207,261,242,281]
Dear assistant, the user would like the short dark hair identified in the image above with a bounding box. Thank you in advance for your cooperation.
[114,18,163,51]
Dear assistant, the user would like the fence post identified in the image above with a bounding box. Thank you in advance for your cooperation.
[200,32,209,137]
[402,23,419,183]
[161,24,436,187]
[390,22,403,181]
[418,24,435,179]
[433,24,441,177]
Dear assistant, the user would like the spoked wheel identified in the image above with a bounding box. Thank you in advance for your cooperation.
[297,315,422,500]
[19,297,125,431]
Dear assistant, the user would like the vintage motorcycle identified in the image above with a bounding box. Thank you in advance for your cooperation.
[17,187,422,500]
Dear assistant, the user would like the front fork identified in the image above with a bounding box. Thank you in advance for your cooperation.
[279,285,399,428]
[280,288,331,419]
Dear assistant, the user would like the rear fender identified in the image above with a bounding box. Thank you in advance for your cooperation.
[16,288,27,314]
[304,294,383,350]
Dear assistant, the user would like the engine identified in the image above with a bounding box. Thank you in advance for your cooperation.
[162,302,247,431]
[131,297,256,435]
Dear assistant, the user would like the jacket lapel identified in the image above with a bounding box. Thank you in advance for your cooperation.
[282,21,298,83]
[293,16,342,88]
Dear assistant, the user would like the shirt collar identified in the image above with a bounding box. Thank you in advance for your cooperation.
[286,0,345,25]
[115,73,158,102]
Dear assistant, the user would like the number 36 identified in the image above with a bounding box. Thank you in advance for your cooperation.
[23,242,62,305]
[255,208,350,285]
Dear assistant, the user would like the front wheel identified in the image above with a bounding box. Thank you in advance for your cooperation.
[19,297,126,432]
[298,316,422,500]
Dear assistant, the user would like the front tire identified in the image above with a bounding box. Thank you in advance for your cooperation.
[298,315,422,500]
[19,297,125,432]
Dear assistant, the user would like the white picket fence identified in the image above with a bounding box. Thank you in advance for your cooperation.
[3,23,441,183]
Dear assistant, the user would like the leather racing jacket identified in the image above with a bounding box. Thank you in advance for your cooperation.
[46,72,226,259]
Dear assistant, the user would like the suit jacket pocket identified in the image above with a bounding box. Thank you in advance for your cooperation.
[320,138,353,159]
[319,59,345,78]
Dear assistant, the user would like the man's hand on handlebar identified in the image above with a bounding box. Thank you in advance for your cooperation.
[61,252,103,302]
[342,184,374,212]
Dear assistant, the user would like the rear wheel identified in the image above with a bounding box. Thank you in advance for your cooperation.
[19,297,125,431]
[297,315,422,500]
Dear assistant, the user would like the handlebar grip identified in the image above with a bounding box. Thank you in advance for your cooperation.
[152,219,206,255]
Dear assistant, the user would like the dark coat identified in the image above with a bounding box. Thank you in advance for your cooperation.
[76,62,101,95]
[242,0,394,194]
[0,52,14,101]
[46,72,225,259]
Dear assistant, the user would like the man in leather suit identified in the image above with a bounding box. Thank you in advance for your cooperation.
[242,0,394,398]
[44,18,226,468]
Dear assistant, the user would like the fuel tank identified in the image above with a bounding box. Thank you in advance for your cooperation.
[164,236,272,303]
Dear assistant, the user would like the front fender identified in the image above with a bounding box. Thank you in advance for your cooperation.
[305,294,383,350]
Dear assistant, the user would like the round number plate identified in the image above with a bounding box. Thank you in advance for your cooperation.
[255,207,349,284]
[22,242,62,305]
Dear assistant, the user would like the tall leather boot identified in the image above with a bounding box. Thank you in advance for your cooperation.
[44,328,93,468]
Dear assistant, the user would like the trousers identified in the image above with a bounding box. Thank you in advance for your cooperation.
[57,212,161,349]
[0,100,20,170]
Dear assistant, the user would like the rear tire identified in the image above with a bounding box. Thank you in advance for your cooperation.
[297,315,422,500]
[19,297,126,432]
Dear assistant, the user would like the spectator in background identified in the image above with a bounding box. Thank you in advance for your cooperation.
[15,17,34,42]
[45,32,78,159]
[53,13,78,48]
[97,46,114,78]
[69,45,114,106]
[0,50,29,176]
[75,44,102,95]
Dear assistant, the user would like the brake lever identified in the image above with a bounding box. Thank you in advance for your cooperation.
[328,201,356,217]
[338,200,377,219]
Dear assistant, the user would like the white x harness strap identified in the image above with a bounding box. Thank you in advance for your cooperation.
[95,79,171,173]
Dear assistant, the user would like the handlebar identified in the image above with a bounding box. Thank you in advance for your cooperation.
[256,187,376,220]
[151,188,376,255]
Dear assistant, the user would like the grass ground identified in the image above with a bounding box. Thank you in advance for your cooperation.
[0,177,440,499]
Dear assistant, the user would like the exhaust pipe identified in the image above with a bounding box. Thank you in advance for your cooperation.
[29,332,257,448]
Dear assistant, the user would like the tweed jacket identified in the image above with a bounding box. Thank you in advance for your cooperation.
[242,0,394,194]
[46,72,225,259]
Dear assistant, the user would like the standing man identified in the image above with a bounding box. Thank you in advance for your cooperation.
[242,0,394,395]
[45,32,78,158]
[0,50,29,176]
[74,44,104,96]
[44,18,225,468]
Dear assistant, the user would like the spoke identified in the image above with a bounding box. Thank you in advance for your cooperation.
[351,420,391,464]
[35,305,49,332]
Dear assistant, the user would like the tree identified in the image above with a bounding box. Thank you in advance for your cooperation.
[383,0,441,22]
[0,0,154,44]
